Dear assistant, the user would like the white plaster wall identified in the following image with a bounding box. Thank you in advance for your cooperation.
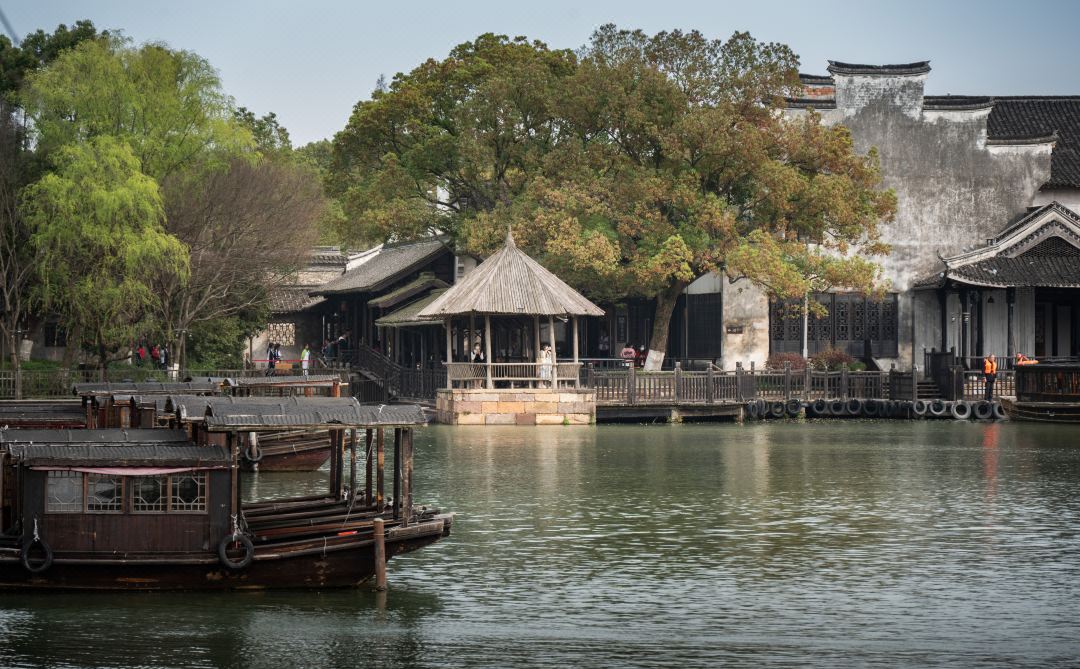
[911,290,942,358]
[687,271,723,295]
[981,289,1008,357]
[719,278,769,370]
[1033,188,1080,210]
[1016,287,1036,356]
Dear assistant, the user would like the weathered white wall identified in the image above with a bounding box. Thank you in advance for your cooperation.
[1016,287,1036,356]
[720,277,769,370]
[773,67,1055,369]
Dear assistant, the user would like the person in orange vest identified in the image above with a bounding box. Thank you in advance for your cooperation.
[1016,352,1039,366]
[983,353,998,401]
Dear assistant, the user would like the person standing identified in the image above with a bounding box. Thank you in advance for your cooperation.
[301,343,311,377]
[538,344,554,388]
[265,342,277,377]
[983,353,998,401]
[620,342,636,368]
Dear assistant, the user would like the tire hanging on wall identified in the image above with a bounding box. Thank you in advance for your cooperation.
[973,401,994,420]
[785,399,802,417]
[950,401,972,420]
[992,402,1007,420]
[912,400,928,417]
[829,399,845,416]
[863,399,879,417]
[811,399,828,416]
[929,399,948,417]
[845,398,863,416]
[769,401,787,419]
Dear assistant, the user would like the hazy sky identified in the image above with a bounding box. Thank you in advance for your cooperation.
[6,0,1080,145]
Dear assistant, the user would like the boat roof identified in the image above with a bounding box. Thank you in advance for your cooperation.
[203,402,427,430]
[225,375,343,388]
[7,442,228,467]
[0,429,191,445]
[73,381,221,397]
[168,396,360,422]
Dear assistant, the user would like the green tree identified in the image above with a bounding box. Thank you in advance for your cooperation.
[336,26,895,368]
[22,36,251,179]
[21,136,189,372]
[331,33,577,247]
[234,107,292,157]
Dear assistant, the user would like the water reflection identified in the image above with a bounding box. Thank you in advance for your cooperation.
[3,421,1080,667]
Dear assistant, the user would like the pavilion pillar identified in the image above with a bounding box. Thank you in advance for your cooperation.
[534,316,541,387]
[548,315,557,386]
[1007,287,1016,360]
[484,314,493,389]
[469,313,475,353]
[572,316,580,388]
[444,317,452,363]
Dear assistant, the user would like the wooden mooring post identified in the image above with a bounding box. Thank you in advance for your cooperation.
[373,517,387,591]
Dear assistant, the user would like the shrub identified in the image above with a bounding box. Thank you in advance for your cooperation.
[809,347,855,371]
[766,352,807,370]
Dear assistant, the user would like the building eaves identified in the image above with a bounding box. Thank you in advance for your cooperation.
[827,60,930,76]
[313,239,449,296]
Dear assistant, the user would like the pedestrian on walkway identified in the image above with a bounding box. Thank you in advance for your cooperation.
[265,342,278,377]
[983,353,998,401]
[301,343,311,377]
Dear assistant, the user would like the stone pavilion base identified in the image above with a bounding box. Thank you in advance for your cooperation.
[435,388,596,425]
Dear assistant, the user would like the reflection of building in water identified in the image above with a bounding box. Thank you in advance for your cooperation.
[982,423,1001,501]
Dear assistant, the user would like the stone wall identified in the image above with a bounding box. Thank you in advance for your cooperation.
[435,388,596,425]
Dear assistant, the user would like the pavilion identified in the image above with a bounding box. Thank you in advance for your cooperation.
[418,231,604,425]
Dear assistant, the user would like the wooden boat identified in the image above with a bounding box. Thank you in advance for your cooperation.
[74,381,222,428]
[0,400,86,429]
[999,363,1080,422]
[0,401,452,590]
[169,396,369,472]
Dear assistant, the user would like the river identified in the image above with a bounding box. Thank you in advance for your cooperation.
[2,421,1079,667]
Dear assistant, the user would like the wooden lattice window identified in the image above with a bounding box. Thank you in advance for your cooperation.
[266,322,296,347]
[86,474,124,513]
[132,473,207,513]
[46,471,83,513]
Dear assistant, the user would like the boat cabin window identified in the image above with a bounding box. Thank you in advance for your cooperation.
[133,473,207,513]
[87,474,124,512]
[46,471,83,513]
[46,472,208,514]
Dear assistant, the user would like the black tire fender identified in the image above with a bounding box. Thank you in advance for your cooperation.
[951,401,972,420]
[218,533,255,570]
[785,399,802,417]
[973,401,993,420]
[21,536,53,574]
[242,442,263,464]
[863,399,880,417]
[992,402,1007,420]
[913,400,928,416]
[811,399,828,416]
[845,398,863,416]
[929,399,948,417]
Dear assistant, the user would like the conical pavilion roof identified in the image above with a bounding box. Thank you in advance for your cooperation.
[417,232,604,318]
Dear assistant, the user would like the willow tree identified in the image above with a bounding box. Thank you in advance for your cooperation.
[21,136,188,372]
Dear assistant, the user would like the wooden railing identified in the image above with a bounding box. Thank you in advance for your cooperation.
[962,370,1015,401]
[0,367,350,399]
[445,362,581,388]
[587,364,910,406]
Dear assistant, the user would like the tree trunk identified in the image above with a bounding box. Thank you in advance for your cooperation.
[645,281,687,371]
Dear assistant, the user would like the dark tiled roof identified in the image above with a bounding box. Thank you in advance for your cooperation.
[799,73,833,84]
[988,98,1080,188]
[314,239,449,296]
[228,374,343,387]
[7,443,228,467]
[204,402,427,430]
[169,395,353,422]
[827,61,930,76]
[73,381,221,397]
[308,246,349,268]
[922,95,994,110]
[947,255,1080,288]
[0,429,190,444]
[368,272,449,309]
[376,289,447,328]
[270,285,326,314]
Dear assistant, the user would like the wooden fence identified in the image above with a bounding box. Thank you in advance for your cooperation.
[588,364,913,406]
[0,367,350,399]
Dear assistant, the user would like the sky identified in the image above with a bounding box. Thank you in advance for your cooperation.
[5,0,1080,146]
